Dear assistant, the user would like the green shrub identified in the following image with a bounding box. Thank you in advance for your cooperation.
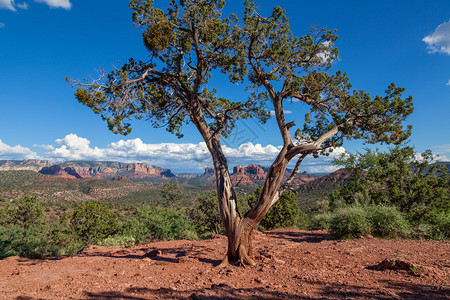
[330,206,371,239]
[15,195,48,229]
[416,212,450,239]
[71,201,120,244]
[0,225,25,258]
[138,205,197,241]
[0,224,52,259]
[366,204,410,237]
[121,217,150,243]
[0,196,53,259]
[433,212,450,239]
[296,210,311,230]
[189,191,222,235]
[48,212,84,256]
[99,235,136,248]
[247,187,299,230]
[309,212,333,230]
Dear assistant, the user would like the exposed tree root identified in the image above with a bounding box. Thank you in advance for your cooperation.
[215,255,230,269]
[239,245,256,267]
[214,245,256,269]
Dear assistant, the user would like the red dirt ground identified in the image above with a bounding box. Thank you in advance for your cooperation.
[0,229,449,299]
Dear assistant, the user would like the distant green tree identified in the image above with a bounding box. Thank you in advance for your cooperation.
[330,146,450,224]
[0,195,52,259]
[70,201,120,244]
[248,187,298,230]
[15,195,48,229]
[189,191,223,235]
[159,182,183,205]
[138,205,197,240]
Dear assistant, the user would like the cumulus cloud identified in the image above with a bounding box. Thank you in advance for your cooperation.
[429,144,450,162]
[49,134,103,160]
[423,20,450,55]
[35,134,343,173]
[269,110,292,116]
[34,0,70,9]
[0,0,15,10]
[447,79,450,86]
[0,139,39,160]
[0,0,70,10]
[16,2,27,9]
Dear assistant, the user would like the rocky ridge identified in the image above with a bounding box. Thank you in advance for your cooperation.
[0,159,53,172]
[202,164,317,187]
[0,160,175,180]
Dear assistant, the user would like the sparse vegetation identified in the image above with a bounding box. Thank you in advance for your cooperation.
[313,146,449,239]
[0,145,448,260]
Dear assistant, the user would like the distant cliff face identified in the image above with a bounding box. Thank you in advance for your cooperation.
[203,164,316,187]
[40,161,175,180]
[0,160,175,180]
[296,168,352,193]
[0,160,53,172]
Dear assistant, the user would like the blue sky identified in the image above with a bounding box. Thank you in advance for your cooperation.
[0,0,449,173]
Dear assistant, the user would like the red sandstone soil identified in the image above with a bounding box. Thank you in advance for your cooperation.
[0,229,449,299]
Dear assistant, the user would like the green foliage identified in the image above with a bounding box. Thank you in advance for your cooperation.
[138,205,197,241]
[15,195,48,229]
[71,201,121,244]
[330,146,450,226]
[366,205,410,237]
[159,182,183,205]
[328,204,410,239]
[189,191,223,234]
[99,235,136,248]
[329,206,371,239]
[248,187,299,230]
[0,196,53,259]
[121,217,150,244]
[309,213,333,230]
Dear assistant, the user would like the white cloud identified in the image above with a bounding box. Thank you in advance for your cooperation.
[269,110,292,116]
[37,134,343,173]
[49,133,104,160]
[16,2,27,9]
[0,22,5,28]
[447,79,450,86]
[34,0,70,9]
[0,0,29,10]
[423,20,450,55]
[0,0,15,10]
[0,139,39,160]
[429,144,450,162]
[0,0,69,11]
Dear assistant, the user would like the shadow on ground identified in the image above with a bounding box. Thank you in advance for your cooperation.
[263,230,330,244]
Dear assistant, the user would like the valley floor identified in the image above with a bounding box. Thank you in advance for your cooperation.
[0,229,448,299]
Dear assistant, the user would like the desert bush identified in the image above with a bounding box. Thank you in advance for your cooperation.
[99,235,136,248]
[189,191,222,235]
[248,187,299,230]
[138,205,197,240]
[70,201,120,244]
[0,196,52,258]
[330,206,371,239]
[121,217,150,243]
[419,212,450,239]
[331,147,449,225]
[309,212,333,230]
[48,212,84,256]
[159,182,183,205]
[366,205,410,237]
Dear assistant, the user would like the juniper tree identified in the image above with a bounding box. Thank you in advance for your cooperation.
[69,0,413,266]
